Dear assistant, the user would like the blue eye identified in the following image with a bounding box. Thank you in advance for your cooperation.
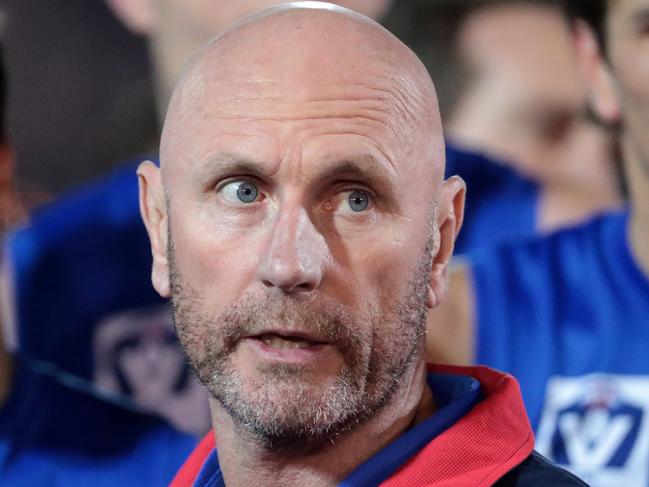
[220,180,260,204]
[347,190,370,212]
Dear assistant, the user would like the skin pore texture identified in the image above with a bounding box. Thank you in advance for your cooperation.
[426,0,649,366]
[139,4,465,486]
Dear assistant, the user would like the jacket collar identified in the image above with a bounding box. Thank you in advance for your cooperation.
[171,364,534,487]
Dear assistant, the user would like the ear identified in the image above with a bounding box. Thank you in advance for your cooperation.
[105,0,156,35]
[427,176,466,309]
[137,161,171,298]
[573,19,621,124]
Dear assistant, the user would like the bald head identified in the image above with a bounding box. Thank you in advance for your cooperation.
[139,3,464,454]
[161,2,443,185]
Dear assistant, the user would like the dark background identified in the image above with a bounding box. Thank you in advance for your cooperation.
[3,0,158,195]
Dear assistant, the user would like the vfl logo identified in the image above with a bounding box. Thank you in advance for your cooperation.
[536,374,649,486]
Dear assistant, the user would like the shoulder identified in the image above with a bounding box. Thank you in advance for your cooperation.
[495,451,588,486]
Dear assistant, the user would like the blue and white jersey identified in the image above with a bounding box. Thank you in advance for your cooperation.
[470,209,649,485]
[445,143,538,255]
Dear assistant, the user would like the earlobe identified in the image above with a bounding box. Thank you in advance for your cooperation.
[426,287,435,308]
[137,161,171,297]
[573,20,621,124]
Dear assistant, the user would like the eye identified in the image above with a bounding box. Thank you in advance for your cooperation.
[218,180,262,204]
[346,190,371,212]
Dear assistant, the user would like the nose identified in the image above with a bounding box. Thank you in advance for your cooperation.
[257,206,327,294]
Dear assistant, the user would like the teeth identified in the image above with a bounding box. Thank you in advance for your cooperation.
[260,335,315,350]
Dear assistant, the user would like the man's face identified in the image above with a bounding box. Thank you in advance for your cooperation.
[606,0,649,172]
[450,3,613,188]
[149,17,448,444]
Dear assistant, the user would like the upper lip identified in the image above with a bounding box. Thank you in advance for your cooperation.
[248,328,330,344]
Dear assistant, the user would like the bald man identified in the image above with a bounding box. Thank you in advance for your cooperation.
[138,4,584,486]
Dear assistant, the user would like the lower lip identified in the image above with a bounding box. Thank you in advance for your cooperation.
[241,337,333,364]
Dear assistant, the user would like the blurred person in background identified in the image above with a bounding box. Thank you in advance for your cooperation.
[0,39,198,487]
[387,0,623,253]
[0,1,392,485]
[426,0,649,484]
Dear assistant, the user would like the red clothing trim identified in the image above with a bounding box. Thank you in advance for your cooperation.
[170,431,215,487]
[171,364,534,487]
[382,364,534,486]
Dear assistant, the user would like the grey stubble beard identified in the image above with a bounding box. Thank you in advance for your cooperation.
[167,224,433,451]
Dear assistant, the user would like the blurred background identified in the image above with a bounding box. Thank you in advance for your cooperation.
[3,0,157,197]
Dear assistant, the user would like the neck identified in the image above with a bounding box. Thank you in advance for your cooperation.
[624,136,649,279]
[212,359,433,487]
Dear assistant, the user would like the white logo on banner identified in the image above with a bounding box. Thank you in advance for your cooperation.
[536,374,649,486]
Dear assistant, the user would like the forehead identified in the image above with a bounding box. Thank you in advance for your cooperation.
[161,17,437,180]
[164,71,422,184]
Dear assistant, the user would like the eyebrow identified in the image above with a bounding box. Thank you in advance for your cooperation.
[313,155,398,194]
[192,152,399,192]
[192,153,274,185]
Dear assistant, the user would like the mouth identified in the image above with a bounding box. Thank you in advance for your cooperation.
[254,332,327,350]
[241,330,333,363]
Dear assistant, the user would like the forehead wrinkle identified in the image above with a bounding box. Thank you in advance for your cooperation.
[317,153,398,183]
[172,77,430,151]
[162,4,443,182]
[190,153,282,187]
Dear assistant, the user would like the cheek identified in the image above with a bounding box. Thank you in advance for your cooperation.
[616,43,649,104]
[343,228,422,304]
[612,41,649,118]
[614,59,649,157]
[171,214,261,303]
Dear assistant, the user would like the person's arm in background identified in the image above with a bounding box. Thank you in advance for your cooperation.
[425,261,475,365]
